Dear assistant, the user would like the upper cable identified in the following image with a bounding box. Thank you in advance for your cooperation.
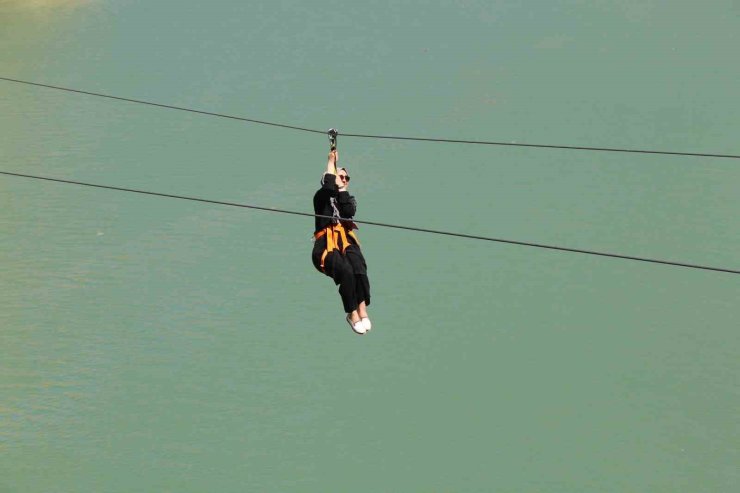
[2,76,738,160]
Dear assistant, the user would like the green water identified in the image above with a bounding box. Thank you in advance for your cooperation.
[2,1,739,491]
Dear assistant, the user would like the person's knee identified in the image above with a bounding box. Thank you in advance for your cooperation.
[327,257,353,283]
[339,266,355,286]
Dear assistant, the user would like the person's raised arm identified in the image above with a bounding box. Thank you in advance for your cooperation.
[326,150,338,176]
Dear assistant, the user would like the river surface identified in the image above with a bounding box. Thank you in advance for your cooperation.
[1,1,739,491]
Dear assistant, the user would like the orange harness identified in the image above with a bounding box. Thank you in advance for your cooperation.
[314,222,360,272]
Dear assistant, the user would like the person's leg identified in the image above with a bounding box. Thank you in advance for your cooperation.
[345,246,370,309]
[324,251,360,321]
[345,246,371,329]
[358,301,368,319]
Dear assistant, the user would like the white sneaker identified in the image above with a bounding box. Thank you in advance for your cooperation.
[361,317,372,332]
[347,315,366,335]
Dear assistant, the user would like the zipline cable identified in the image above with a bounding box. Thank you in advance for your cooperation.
[0,77,323,135]
[340,132,740,159]
[2,76,739,160]
[2,170,738,276]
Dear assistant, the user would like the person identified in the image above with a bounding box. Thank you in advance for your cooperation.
[312,149,372,335]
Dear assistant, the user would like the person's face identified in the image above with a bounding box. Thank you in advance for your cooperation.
[336,170,350,188]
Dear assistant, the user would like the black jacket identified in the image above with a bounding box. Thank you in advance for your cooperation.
[313,173,357,233]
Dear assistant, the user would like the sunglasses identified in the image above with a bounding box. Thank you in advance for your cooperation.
[339,174,350,182]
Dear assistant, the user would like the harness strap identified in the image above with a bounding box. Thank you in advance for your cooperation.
[315,222,360,272]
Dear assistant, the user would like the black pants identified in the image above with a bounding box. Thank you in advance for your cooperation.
[312,239,371,313]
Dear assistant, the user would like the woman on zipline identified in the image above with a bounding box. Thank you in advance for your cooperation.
[312,149,372,335]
